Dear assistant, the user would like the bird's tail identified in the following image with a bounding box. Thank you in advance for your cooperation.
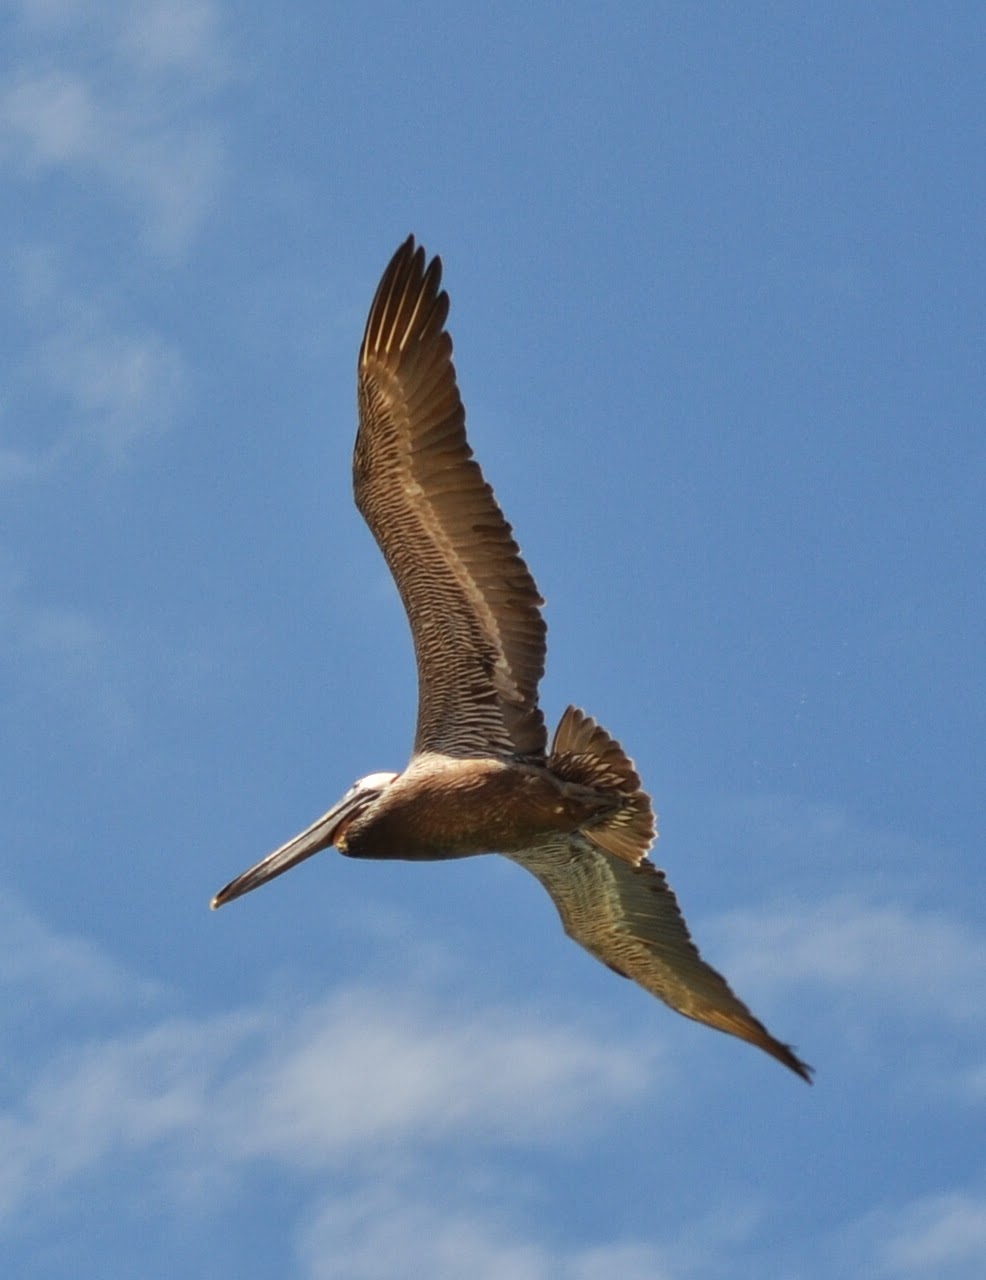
[548,706,656,865]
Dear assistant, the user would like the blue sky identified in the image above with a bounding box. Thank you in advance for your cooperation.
[2,1,984,1276]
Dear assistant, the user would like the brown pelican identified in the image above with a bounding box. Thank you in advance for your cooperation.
[212,237,812,1083]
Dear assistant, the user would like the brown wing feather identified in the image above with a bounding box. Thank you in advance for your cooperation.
[549,705,656,865]
[356,237,547,760]
[506,837,813,1081]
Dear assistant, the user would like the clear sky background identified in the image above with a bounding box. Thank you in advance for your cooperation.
[2,3,984,1277]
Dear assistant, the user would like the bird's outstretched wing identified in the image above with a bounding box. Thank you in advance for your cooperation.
[507,836,812,1081]
[356,237,547,760]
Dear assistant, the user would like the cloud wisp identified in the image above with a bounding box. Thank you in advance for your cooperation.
[713,894,986,1027]
[1,0,228,255]
[3,844,986,1275]
[0,891,653,1235]
[299,1185,678,1280]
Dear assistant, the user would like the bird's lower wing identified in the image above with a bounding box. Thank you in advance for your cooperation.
[506,837,812,1081]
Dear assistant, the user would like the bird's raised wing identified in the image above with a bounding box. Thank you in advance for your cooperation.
[356,237,546,760]
[507,837,812,1081]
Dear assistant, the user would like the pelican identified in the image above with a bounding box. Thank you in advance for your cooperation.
[212,237,812,1083]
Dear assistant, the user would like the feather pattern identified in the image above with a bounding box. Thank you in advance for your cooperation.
[356,236,547,759]
[549,705,655,865]
[507,835,812,1081]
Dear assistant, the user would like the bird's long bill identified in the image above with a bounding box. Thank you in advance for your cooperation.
[210,796,360,910]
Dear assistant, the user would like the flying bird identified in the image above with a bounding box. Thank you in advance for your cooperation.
[212,236,812,1083]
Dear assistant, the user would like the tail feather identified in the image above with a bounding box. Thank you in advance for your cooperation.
[549,706,656,864]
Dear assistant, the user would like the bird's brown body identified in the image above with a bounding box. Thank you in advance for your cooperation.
[212,237,812,1083]
[339,755,618,861]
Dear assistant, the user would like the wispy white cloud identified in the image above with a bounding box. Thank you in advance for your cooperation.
[37,288,186,461]
[0,525,234,748]
[0,0,228,254]
[299,1187,676,1280]
[297,1181,767,1280]
[2,991,649,1210]
[0,894,653,1233]
[4,883,985,1277]
[0,890,159,1015]
[217,989,650,1167]
[1,245,186,477]
[877,1190,986,1278]
[0,68,97,164]
[835,1188,986,1280]
[1,4,210,482]
[696,877,986,1097]
[117,0,224,76]
[726,793,947,896]
[0,1012,246,1219]
[0,546,135,738]
[713,894,986,1026]
[0,892,759,1278]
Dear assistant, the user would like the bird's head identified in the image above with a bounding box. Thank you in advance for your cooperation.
[210,771,398,909]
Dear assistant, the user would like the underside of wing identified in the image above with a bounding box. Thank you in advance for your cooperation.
[507,837,812,1081]
[356,237,547,760]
